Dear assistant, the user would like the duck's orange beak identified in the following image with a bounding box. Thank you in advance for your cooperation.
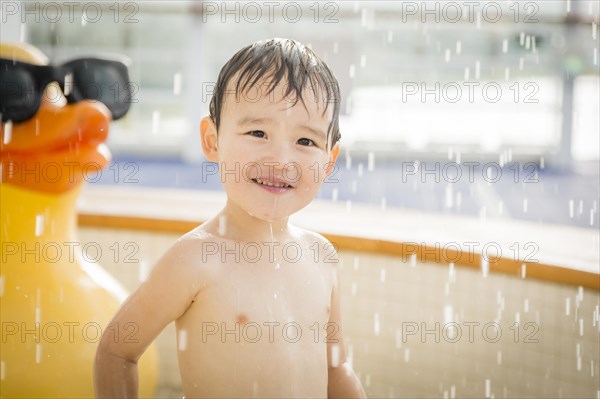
[1,95,112,194]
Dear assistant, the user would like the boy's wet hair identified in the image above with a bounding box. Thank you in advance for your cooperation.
[209,38,341,148]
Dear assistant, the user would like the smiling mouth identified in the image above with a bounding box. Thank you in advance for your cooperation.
[252,178,294,189]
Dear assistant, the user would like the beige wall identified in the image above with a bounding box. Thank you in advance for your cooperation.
[79,227,600,398]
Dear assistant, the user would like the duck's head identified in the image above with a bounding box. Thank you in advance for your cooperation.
[0,42,116,194]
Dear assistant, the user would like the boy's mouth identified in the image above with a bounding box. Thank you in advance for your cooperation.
[252,178,294,190]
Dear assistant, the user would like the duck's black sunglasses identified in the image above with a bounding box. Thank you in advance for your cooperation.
[0,57,132,123]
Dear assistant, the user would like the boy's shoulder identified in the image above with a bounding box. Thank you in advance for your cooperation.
[289,224,339,263]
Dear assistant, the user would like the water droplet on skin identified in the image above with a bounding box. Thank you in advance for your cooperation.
[178,329,188,351]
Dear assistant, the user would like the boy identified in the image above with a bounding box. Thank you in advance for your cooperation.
[94,38,366,399]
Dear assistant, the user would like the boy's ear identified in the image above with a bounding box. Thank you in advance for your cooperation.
[200,116,219,162]
[325,144,340,176]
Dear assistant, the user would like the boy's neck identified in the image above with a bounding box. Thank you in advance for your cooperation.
[217,199,290,243]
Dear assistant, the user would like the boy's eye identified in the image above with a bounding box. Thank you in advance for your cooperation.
[297,138,316,147]
[247,130,266,138]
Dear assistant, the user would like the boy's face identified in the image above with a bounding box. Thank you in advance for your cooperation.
[202,77,339,222]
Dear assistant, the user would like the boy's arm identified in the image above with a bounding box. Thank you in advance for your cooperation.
[94,238,203,398]
[327,254,367,399]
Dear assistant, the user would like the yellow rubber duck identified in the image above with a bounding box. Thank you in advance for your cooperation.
[0,42,157,398]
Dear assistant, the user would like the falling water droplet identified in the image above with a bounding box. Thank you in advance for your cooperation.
[504,67,510,81]
[523,198,528,213]
[381,197,386,211]
[519,57,525,70]
[409,253,417,268]
[173,72,182,96]
[351,180,357,194]
[475,61,481,79]
[444,305,453,324]
[0,360,5,381]
[380,268,386,283]
[481,257,489,277]
[367,152,375,171]
[464,67,470,80]
[445,48,451,63]
[521,263,527,279]
[579,318,584,336]
[387,30,394,43]
[357,163,364,177]
[138,260,150,282]
[331,343,340,367]
[593,22,598,40]
[445,186,453,208]
[485,379,491,398]
[35,343,42,364]
[64,73,73,96]
[373,313,380,336]
[0,276,3,297]
[448,263,456,283]
[35,214,45,237]
[497,351,502,365]
[349,64,356,78]
[502,39,508,53]
[404,348,410,362]
[569,200,575,218]
[345,200,352,212]
[331,188,338,202]
[2,121,12,145]
[566,0,571,13]
[178,329,188,351]
[360,54,366,68]
[81,12,87,26]
[456,41,462,55]
[333,41,339,54]
[566,297,571,316]
[152,111,160,134]
[218,215,226,236]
